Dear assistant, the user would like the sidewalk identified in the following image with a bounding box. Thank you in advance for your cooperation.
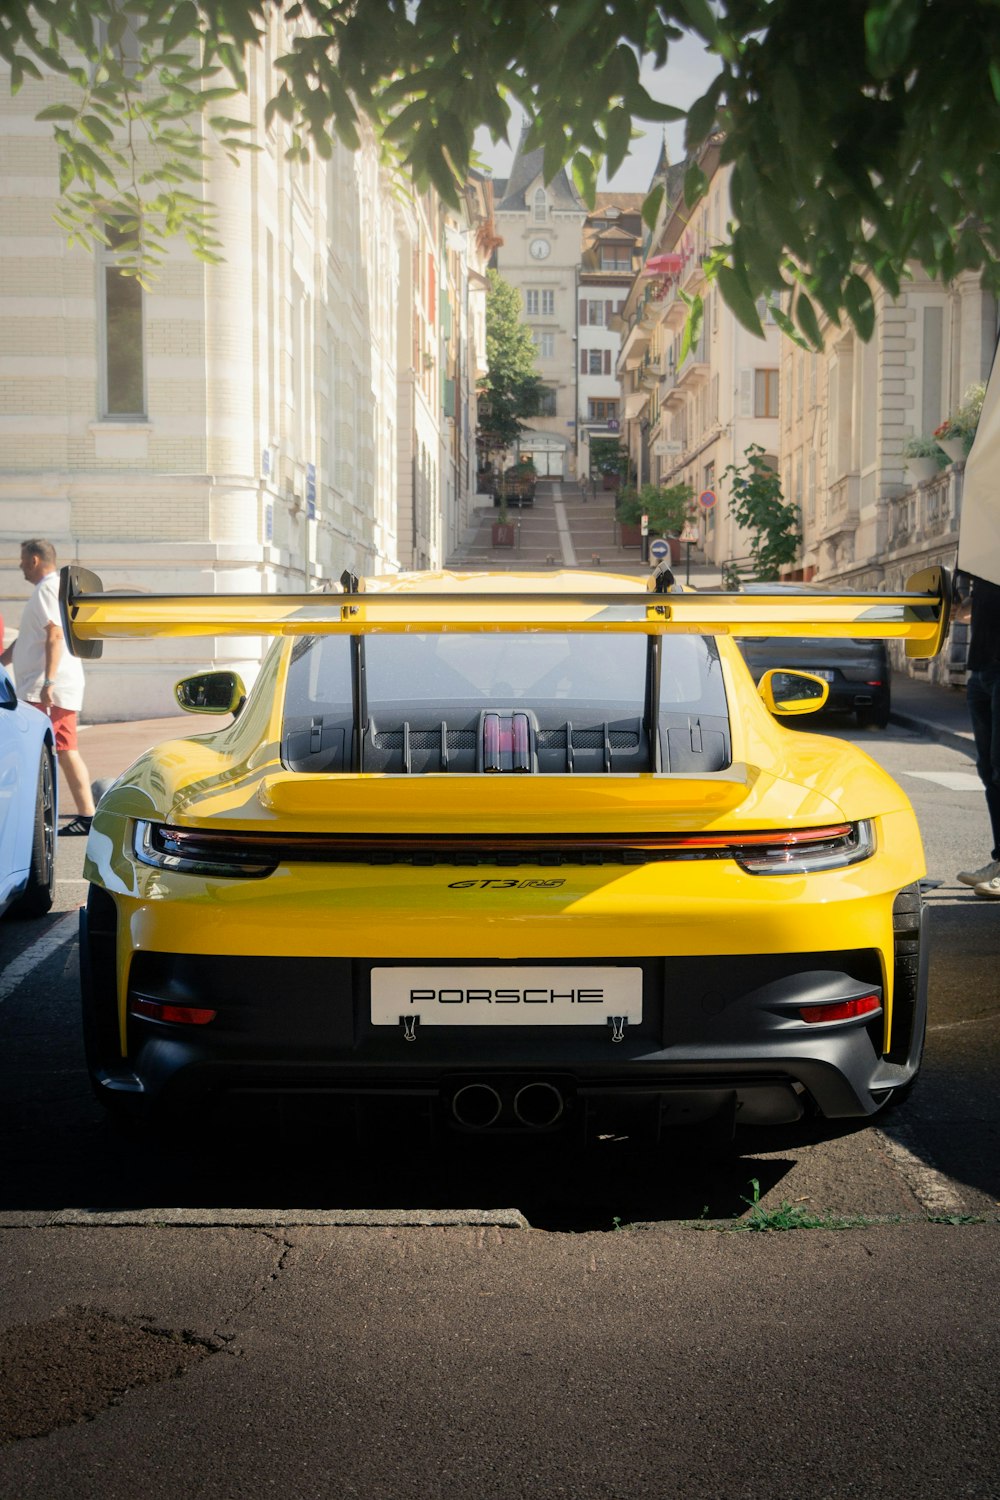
[888,670,975,757]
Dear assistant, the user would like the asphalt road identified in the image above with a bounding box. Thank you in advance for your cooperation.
[1,718,997,1497]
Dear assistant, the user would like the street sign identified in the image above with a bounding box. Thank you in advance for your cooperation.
[698,489,717,510]
[640,513,649,535]
[653,440,683,456]
[649,538,670,561]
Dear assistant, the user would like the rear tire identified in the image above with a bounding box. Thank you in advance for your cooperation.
[10,748,55,918]
[856,698,891,729]
[880,883,926,1110]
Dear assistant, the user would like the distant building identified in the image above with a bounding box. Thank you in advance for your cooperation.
[617,138,781,564]
[492,129,587,478]
[577,196,645,478]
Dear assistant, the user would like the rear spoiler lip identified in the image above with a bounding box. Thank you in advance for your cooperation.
[59,565,952,661]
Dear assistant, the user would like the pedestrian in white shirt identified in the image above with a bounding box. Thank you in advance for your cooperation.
[0,539,96,834]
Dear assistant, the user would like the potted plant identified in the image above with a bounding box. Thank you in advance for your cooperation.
[614,486,644,547]
[902,435,947,485]
[491,497,515,547]
[933,381,986,463]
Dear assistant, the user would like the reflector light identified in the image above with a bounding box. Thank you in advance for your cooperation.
[799,995,881,1024]
[130,997,217,1026]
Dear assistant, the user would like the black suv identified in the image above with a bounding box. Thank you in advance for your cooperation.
[733,583,891,729]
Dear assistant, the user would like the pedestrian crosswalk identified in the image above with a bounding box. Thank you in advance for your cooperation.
[902,770,983,791]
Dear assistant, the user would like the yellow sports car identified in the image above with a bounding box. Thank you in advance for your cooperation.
[62,563,949,1140]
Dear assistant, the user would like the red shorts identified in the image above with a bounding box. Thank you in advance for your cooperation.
[28,703,79,752]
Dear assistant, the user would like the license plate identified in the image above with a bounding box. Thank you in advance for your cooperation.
[371,967,643,1027]
[815,669,836,680]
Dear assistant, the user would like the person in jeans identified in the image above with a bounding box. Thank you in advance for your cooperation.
[0,538,96,835]
[956,572,1000,897]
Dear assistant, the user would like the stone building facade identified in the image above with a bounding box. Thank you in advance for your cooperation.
[0,18,490,719]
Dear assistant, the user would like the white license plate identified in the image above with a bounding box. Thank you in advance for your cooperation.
[815,669,836,680]
[371,967,643,1027]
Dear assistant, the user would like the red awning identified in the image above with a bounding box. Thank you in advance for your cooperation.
[641,253,683,277]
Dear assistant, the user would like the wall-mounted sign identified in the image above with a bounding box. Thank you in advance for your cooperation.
[653,440,683,456]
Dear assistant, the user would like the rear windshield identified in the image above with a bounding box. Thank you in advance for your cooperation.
[284,632,728,718]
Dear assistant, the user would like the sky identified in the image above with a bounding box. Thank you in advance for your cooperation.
[473,33,720,192]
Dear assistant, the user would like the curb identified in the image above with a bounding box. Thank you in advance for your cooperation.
[889,710,976,759]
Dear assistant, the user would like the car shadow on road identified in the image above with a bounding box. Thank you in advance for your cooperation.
[0,1090,807,1230]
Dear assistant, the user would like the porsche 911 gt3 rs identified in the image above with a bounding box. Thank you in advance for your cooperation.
[61,562,949,1141]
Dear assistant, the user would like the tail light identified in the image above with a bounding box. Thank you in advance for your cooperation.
[799,994,881,1024]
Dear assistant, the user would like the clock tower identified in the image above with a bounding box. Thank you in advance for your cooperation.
[493,127,587,477]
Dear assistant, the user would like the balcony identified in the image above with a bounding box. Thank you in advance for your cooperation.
[674,335,709,388]
[886,469,961,554]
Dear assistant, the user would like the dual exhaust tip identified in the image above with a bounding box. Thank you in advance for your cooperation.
[452,1080,565,1131]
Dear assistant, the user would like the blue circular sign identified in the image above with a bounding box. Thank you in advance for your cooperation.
[649,538,670,560]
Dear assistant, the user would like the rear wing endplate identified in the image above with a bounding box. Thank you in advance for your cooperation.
[59,565,951,662]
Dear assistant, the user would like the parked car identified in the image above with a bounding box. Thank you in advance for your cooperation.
[0,662,57,919]
[62,563,949,1141]
[733,583,892,728]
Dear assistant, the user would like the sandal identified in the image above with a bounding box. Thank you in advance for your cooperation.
[60,815,93,837]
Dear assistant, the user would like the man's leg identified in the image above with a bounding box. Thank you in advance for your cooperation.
[967,667,1000,860]
[58,746,96,817]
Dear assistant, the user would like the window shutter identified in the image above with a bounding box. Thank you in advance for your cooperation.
[604,349,611,375]
[738,369,753,418]
[581,349,587,375]
[605,300,613,323]
[579,299,587,324]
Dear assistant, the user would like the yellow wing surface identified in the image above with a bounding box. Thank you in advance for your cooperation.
[59,564,951,660]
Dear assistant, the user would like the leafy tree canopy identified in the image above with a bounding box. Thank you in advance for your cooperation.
[478,269,542,458]
[722,444,800,580]
[3,1,999,336]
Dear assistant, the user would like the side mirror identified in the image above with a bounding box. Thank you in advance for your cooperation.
[0,670,16,712]
[758,669,830,716]
[175,670,246,716]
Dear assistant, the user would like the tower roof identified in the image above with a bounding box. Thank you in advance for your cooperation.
[495,125,586,212]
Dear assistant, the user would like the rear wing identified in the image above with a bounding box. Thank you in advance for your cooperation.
[59,564,951,661]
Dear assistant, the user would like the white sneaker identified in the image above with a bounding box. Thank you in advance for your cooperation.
[958,858,1000,887]
[974,874,1000,899]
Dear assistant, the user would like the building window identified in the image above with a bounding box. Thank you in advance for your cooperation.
[588,399,620,422]
[537,332,555,358]
[586,300,605,326]
[526,289,553,317]
[588,349,604,375]
[100,220,145,417]
[600,248,631,271]
[533,188,548,223]
[537,387,557,417]
[754,368,779,419]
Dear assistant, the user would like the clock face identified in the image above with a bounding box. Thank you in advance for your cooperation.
[529,238,551,260]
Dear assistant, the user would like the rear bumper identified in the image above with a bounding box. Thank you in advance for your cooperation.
[87,947,917,1127]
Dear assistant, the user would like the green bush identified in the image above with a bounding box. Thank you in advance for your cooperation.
[616,481,692,534]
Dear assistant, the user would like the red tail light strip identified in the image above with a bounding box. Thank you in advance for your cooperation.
[130,997,217,1026]
[153,823,853,855]
[799,995,881,1024]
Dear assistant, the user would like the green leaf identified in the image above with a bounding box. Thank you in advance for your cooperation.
[844,274,875,341]
[604,105,632,181]
[641,182,664,232]
[678,291,704,363]
[684,161,708,208]
[35,103,80,122]
[794,291,824,350]
[716,264,764,337]
[684,78,723,153]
